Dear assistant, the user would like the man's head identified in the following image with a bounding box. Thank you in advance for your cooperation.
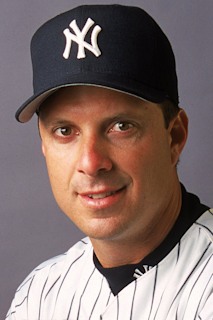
[15,4,179,123]
[16,4,188,253]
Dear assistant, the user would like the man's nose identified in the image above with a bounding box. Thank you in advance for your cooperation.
[76,135,113,176]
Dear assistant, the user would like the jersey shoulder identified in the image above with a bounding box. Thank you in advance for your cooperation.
[7,237,92,315]
[17,236,92,289]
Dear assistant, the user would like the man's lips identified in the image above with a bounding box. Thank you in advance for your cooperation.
[79,187,125,198]
[87,190,118,199]
[77,186,126,208]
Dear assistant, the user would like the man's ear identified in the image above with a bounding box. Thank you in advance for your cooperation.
[41,143,46,157]
[169,109,188,166]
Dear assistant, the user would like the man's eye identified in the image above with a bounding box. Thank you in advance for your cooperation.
[55,127,72,137]
[111,121,134,132]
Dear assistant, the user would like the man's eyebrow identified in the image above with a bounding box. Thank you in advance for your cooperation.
[40,118,74,128]
[39,110,145,128]
[102,112,144,123]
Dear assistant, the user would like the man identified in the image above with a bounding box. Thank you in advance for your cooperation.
[6,4,212,320]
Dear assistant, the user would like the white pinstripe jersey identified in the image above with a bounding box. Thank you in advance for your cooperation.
[6,210,213,320]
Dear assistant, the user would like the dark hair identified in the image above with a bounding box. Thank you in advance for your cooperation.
[160,100,180,128]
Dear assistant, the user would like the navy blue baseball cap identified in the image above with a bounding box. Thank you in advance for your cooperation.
[15,4,179,123]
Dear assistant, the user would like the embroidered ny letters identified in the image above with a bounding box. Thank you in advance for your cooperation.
[63,18,102,59]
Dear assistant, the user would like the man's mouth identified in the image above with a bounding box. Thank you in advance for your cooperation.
[78,186,127,209]
[88,191,117,199]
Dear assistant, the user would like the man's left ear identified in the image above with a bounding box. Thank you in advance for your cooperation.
[169,109,188,166]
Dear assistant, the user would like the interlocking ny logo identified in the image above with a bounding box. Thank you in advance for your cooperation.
[63,18,102,60]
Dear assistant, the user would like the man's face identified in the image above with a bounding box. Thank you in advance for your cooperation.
[39,86,186,245]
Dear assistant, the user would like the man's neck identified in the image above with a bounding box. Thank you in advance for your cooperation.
[93,184,208,295]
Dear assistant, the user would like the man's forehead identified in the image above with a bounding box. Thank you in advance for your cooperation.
[38,85,157,120]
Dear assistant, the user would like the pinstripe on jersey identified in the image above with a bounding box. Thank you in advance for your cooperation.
[6,210,213,320]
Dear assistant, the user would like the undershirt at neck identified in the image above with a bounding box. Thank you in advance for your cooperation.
[93,184,209,295]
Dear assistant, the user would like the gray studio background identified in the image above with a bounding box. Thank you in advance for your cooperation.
[0,0,212,316]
